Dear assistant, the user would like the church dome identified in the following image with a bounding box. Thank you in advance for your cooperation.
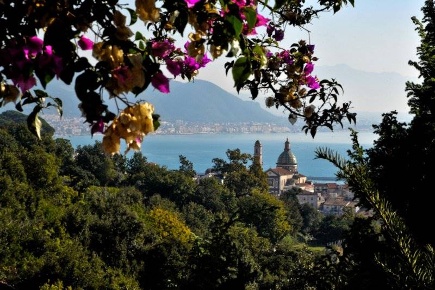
[277,150,297,165]
[276,138,297,168]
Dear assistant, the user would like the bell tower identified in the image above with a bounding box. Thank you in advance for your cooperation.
[254,140,263,167]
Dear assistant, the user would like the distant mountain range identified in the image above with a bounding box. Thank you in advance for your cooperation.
[0,64,415,125]
[144,79,287,124]
[1,78,288,124]
[314,64,416,115]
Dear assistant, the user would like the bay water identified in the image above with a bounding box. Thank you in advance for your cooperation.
[65,130,376,183]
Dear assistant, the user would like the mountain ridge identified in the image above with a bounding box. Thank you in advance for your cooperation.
[144,79,287,124]
[0,64,414,125]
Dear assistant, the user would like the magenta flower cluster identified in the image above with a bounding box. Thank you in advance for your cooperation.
[0,36,62,93]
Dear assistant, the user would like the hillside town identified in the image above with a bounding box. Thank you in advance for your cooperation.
[41,111,368,216]
[198,138,369,217]
[43,113,367,216]
[41,115,295,136]
[42,114,375,137]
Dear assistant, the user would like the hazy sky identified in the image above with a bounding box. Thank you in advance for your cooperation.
[307,0,423,78]
[195,0,425,113]
[119,0,425,114]
[200,0,423,77]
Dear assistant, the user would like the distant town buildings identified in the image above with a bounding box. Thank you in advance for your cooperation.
[47,114,366,216]
[255,139,365,216]
[45,114,296,137]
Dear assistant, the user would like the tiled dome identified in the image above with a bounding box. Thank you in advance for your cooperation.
[276,138,297,166]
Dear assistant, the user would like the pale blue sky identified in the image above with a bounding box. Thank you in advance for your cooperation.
[196,0,425,113]
[200,0,423,79]
[121,0,425,113]
[306,0,423,78]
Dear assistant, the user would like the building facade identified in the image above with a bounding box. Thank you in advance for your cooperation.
[256,139,361,216]
[257,138,303,195]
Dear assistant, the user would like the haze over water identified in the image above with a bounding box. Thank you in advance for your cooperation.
[67,130,376,183]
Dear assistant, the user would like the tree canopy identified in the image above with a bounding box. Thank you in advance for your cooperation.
[314,1,435,288]
[0,118,355,289]
[3,0,435,289]
[0,0,355,154]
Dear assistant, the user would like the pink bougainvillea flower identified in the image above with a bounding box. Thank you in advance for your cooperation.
[266,24,274,37]
[243,25,258,36]
[233,0,247,8]
[183,40,190,52]
[273,29,284,41]
[185,0,200,8]
[151,39,174,59]
[197,54,211,68]
[151,71,170,93]
[38,45,64,77]
[278,50,293,65]
[91,119,105,135]
[307,44,315,53]
[13,75,37,93]
[304,62,314,74]
[51,54,64,77]
[184,56,200,72]
[23,36,43,59]
[10,54,29,70]
[305,75,320,89]
[112,66,129,84]
[255,13,270,27]
[78,36,94,50]
[166,59,182,77]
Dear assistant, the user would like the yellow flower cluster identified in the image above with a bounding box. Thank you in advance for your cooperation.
[277,86,303,109]
[102,102,155,155]
[113,10,134,41]
[92,42,124,69]
[0,83,21,105]
[209,44,225,59]
[304,104,316,118]
[106,53,146,96]
[186,32,205,58]
[136,0,160,23]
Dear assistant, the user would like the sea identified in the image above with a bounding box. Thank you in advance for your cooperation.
[63,130,376,184]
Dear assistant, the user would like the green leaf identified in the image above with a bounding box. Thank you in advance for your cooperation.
[273,0,286,10]
[226,15,243,36]
[125,8,138,26]
[22,96,38,106]
[288,114,297,125]
[52,97,62,108]
[250,86,259,100]
[243,6,257,31]
[48,97,63,117]
[59,63,75,84]
[35,69,54,88]
[34,89,49,99]
[174,10,188,36]
[135,31,145,41]
[225,61,234,75]
[310,127,317,138]
[27,106,43,140]
[153,114,160,131]
[232,56,252,89]
[139,40,145,50]
[253,45,267,67]
[15,102,23,112]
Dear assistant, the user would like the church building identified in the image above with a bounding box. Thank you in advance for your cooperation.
[255,138,307,195]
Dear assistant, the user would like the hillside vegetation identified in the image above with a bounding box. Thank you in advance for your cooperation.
[0,117,365,290]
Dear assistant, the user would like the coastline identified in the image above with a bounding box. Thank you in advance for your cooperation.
[62,131,374,181]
